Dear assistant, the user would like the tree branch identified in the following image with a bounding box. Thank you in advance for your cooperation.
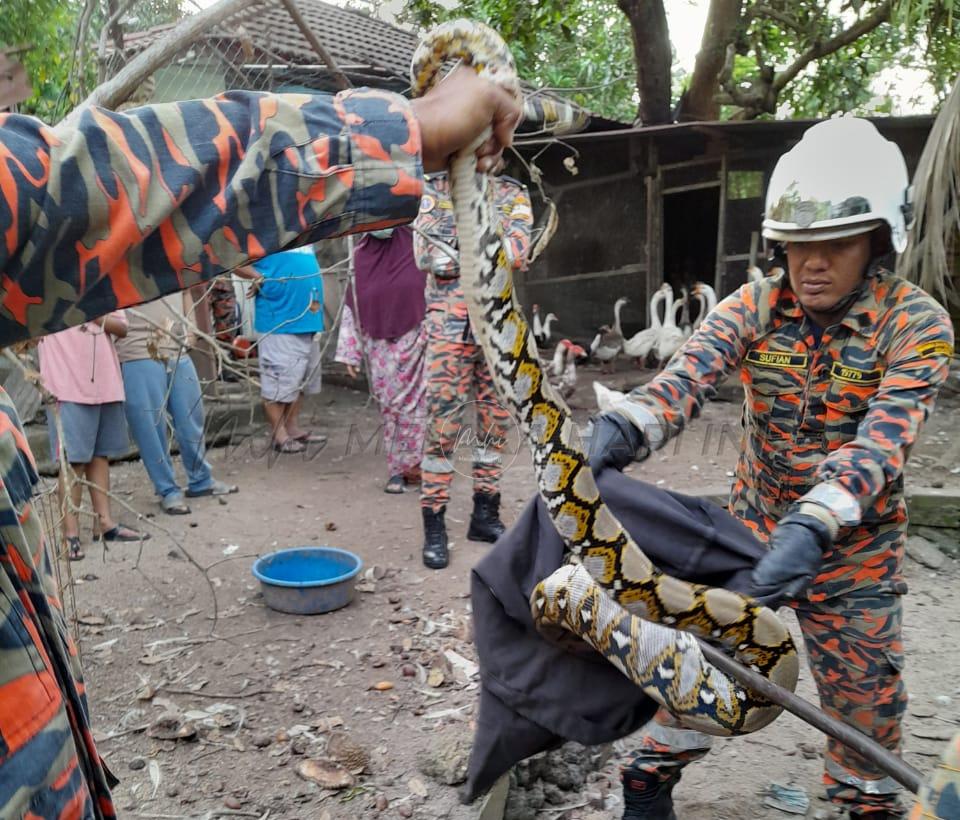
[748,4,809,34]
[678,0,744,121]
[773,0,892,93]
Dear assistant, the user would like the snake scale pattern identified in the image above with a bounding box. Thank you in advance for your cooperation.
[410,20,799,736]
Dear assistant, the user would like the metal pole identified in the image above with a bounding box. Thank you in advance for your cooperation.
[697,640,923,794]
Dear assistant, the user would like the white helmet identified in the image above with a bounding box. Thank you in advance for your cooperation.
[763,117,912,253]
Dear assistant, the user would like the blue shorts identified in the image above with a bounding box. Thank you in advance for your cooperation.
[48,401,130,464]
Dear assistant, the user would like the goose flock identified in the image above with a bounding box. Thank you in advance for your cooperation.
[531,267,759,409]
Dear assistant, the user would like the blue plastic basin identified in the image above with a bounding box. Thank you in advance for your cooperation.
[251,547,363,615]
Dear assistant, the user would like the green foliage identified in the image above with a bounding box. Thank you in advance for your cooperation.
[727,0,960,118]
[0,0,183,121]
[399,0,637,122]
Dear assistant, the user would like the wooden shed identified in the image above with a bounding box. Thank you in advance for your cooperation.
[514,116,935,342]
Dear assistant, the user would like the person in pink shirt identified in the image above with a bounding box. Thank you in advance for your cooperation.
[38,310,150,559]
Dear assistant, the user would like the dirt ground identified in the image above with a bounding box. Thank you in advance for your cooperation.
[65,365,960,820]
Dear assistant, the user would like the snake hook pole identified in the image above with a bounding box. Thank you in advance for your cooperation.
[696,639,922,793]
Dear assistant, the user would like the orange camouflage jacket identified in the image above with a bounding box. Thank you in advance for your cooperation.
[413,172,532,341]
[617,269,953,600]
[0,88,423,819]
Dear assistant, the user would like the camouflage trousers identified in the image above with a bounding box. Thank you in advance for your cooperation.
[625,588,906,815]
[420,336,510,512]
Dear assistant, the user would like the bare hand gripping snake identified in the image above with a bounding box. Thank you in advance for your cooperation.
[410,20,799,736]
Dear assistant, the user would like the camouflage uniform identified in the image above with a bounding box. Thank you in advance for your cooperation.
[0,88,423,818]
[617,269,954,814]
[414,173,532,511]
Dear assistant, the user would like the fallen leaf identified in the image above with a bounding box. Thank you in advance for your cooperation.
[370,681,394,691]
[296,759,354,790]
[408,776,428,797]
[427,667,445,688]
[325,521,338,531]
[148,760,161,798]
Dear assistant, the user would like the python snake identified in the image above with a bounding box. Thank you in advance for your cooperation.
[410,21,799,736]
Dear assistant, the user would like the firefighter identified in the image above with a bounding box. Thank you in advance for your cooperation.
[588,117,954,820]
[415,172,533,569]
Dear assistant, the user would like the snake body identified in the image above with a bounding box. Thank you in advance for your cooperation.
[410,21,799,736]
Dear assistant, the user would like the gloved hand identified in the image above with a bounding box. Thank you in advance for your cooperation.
[586,412,645,474]
[750,512,834,608]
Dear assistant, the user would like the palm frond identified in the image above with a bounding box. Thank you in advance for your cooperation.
[899,72,960,301]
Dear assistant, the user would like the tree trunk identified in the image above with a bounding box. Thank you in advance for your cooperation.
[678,0,743,121]
[617,0,673,125]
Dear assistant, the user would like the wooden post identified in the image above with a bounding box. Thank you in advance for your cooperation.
[61,0,257,126]
[278,0,351,91]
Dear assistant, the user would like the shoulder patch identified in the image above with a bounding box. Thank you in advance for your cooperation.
[915,340,954,359]
[830,361,883,385]
[745,349,808,369]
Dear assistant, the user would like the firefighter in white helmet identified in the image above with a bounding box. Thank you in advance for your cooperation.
[589,117,954,819]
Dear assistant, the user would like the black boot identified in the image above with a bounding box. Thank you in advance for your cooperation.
[467,492,506,543]
[422,507,449,569]
[621,765,679,820]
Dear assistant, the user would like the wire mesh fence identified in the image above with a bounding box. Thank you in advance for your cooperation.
[33,478,83,659]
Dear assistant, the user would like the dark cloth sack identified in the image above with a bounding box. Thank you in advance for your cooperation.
[465,469,766,801]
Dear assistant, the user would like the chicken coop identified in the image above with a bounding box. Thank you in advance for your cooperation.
[514,116,935,343]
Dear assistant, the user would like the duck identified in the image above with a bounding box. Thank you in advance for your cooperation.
[540,312,559,348]
[592,380,625,413]
[592,324,623,374]
[548,341,567,378]
[532,304,543,342]
[623,284,668,367]
[532,303,559,348]
[655,285,686,367]
[550,339,586,400]
[691,281,717,329]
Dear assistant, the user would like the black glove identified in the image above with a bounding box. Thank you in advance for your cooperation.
[587,412,645,474]
[750,512,834,608]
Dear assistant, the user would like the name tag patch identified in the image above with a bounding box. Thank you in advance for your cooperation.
[830,361,883,385]
[745,349,808,369]
[915,340,954,359]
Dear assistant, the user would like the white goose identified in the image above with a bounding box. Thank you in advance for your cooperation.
[612,296,629,338]
[623,284,667,366]
[532,303,543,341]
[679,286,693,339]
[691,281,717,329]
[655,285,686,366]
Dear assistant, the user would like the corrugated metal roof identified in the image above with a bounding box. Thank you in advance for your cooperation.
[114,1,623,129]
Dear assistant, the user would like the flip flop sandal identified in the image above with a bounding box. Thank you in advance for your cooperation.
[293,432,328,444]
[98,524,150,543]
[66,536,85,561]
[273,439,306,454]
[161,495,191,515]
[384,475,405,494]
[185,480,238,498]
